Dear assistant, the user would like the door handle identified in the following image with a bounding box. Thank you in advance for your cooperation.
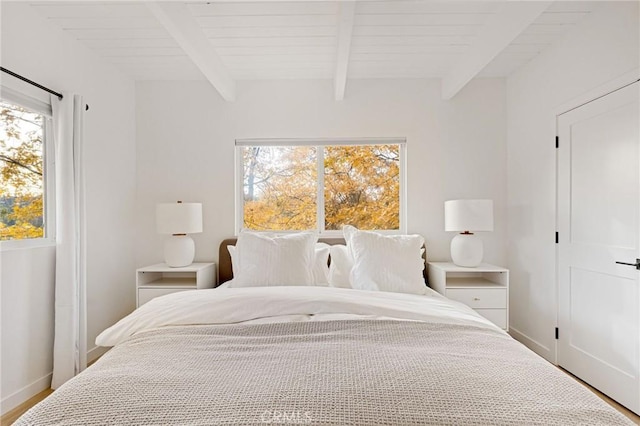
[616,259,640,270]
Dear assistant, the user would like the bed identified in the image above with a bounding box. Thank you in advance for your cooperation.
[15,231,633,425]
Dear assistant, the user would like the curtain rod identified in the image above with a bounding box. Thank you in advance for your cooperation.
[1,66,89,111]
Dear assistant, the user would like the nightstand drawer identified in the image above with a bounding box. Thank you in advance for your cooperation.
[475,309,507,329]
[138,288,192,306]
[446,288,507,309]
[428,262,509,331]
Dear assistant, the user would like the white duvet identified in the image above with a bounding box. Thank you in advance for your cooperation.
[96,286,501,347]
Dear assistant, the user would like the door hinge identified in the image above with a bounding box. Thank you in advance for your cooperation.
[555,232,559,244]
[555,136,559,148]
[555,328,559,340]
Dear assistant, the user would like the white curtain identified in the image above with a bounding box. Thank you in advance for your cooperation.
[51,93,87,389]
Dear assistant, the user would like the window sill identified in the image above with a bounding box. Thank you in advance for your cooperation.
[0,238,56,252]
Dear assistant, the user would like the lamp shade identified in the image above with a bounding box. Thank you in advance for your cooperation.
[445,199,493,232]
[156,202,203,235]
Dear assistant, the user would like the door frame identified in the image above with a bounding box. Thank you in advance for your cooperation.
[553,68,640,364]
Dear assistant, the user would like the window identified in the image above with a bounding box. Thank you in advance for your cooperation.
[236,138,406,234]
[0,90,53,244]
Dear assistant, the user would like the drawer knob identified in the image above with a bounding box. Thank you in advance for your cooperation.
[473,297,481,301]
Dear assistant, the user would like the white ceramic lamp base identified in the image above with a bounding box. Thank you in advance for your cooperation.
[164,235,195,268]
[450,233,483,267]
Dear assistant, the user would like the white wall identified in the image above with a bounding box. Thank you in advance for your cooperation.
[506,1,639,362]
[0,3,136,413]
[135,78,507,270]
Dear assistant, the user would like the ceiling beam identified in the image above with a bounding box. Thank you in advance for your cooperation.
[441,1,551,100]
[334,2,356,101]
[146,1,235,101]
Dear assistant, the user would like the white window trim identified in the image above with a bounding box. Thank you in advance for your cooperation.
[0,86,52,117]
[235,138,407,236]
[0,91,55,251]
[235,137,404,147]
[43,117,56,241]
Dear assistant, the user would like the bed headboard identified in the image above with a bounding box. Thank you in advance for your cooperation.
[218,237,346,285]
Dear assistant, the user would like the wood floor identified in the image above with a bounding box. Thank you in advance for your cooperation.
[2,372,638,425]
[560,368,640,424]
[1,388,53,425]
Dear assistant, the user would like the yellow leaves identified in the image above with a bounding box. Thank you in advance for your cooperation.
[243,144,400,231]
[0,195,44,240]
[10,196,43,223]
[324,145,399,230]
[1,101,45,241]
[0,221,44,240]
[243,146,318,231]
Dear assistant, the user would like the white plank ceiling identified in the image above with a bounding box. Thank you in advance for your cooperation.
[27,1,598,99]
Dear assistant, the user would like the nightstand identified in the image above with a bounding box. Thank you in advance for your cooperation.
[427,262,509,330]
[136,262,217,307]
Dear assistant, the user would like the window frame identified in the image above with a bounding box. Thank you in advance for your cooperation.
[235,137,407,236]
[0,87,56,250]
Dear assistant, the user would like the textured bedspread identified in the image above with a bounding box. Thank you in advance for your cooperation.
[16,320,632,425]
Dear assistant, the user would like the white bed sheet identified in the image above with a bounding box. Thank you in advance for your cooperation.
[97,285,500,347]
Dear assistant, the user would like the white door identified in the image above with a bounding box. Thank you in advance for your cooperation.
[558,81,640,414]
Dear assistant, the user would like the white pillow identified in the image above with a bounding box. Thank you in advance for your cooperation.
[327,245,353,288]
[230,231,317,287]
[314,243,330,285]
[227,245,239,278]
[343,225,426,295]
[228,242,329,286]
[327,243,425,289]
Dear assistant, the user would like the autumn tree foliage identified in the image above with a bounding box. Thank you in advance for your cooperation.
[0,101,45,240]
[243,146,317,230]
[324,145,399,230]
[243,144,399,231]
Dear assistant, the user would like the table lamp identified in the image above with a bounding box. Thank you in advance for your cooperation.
[156,201,203,267]
[445,199,493,267]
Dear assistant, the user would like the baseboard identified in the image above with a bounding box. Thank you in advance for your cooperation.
[87,345,109,365]
[509,326,555,364]
[1,373,51,415]
[1,347,106,416]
